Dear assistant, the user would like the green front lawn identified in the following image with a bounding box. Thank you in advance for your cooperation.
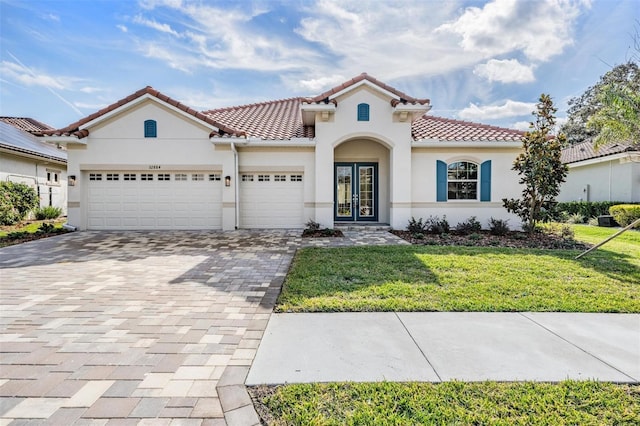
[252,381,640,425]
[0,219,67,247]
[276,225,639,313]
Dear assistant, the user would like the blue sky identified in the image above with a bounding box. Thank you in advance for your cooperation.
[1,0,638,130]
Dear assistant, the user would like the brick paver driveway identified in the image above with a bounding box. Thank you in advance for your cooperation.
[0,230,302,425]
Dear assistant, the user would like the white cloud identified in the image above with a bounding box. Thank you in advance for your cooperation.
[512,120,532,131]
[474,59,535,83]
[458,99,536,121]
[437,0,589,62]
[117,24,128,33]
[1,61,67,90]
[133,15,181,37]
[298,75,346,92]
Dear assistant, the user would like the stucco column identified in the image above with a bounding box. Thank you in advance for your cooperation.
[219,145,236,231]
[389,140,412,229]
[314,140,334,227]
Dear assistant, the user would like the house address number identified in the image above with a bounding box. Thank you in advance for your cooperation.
[148,165,161,170]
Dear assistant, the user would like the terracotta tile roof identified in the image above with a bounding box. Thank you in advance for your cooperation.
[561,140,637,164]
[306,73,430,106]
[0,122,66,163]
[203,98,314,140]
[40,87,244,139]
[412,115,525,141]
[0,117,53,133]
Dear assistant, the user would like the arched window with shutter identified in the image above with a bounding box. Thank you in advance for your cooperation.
[357,103,370,121]
[144,120,157,138]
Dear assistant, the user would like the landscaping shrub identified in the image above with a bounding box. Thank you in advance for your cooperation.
[488,217,510,236]
[37,222,55,234]
[565,213,586,224]
[425,215,450,235]
[455,216,482,235]
[35,206,62,220]
[407,217,427,234]
[609,204,640,227]
[587,217,599,226]
[541,222,575,240]
[0,182,39,225]
[304,219,321,232]
[555,201,629,219]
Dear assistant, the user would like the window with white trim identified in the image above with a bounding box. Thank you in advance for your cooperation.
[274,175,286,182]
[46,170,60,185]
[141,173,153,181]
[175,173,187,181]
[106,173,119,181]
[124,173,137,181]
[242,174,254,182]
[208,174,221,181]
[290,174,302,182]
[258,174,270,182]
[447,161,478,200]
[89,173,102,181]
[158,173,170,181]
[192,173,204,181]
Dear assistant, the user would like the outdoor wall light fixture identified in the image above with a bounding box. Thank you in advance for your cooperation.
[68,175,76,186]
[225,175,231,187]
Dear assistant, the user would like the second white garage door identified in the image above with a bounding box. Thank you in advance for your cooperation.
[87,171,223,230]
[239,173,304,228]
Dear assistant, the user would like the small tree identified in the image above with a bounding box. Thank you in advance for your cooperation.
[503,94,568,232]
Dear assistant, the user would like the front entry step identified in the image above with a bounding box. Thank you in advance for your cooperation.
[334,223,392,232]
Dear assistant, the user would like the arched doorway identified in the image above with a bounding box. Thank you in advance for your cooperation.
[334,139,390,223]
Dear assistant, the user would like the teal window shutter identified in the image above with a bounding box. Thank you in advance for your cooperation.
[144,120,157,138]
[436,160,447,202]
[480,160,491,201]
[357,103,370,121]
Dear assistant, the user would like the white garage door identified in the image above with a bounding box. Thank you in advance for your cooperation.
[87,171,222,230]
[239,173,304,228]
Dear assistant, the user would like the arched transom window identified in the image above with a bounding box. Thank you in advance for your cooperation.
[447,161,478,200]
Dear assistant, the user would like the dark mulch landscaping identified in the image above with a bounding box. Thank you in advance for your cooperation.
[391,230,590,250]
[302,229,344,238]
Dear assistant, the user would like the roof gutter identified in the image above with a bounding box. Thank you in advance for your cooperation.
[210,137,314,147]
[412,140,523,148]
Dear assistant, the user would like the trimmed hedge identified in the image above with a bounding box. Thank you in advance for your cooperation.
[555,201,629,219]
[609,205,640,227]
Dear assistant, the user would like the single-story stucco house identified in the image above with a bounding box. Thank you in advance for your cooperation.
[39,73,527,231]
[559,140,640,203]
[1,118,68,214]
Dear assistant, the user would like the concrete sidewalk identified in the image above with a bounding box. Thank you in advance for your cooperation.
[246,312,640,385]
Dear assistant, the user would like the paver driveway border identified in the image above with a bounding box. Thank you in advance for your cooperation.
[0,229,407,425]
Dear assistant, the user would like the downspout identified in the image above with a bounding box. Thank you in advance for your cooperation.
[231,142,239,229]
[609,160,612,201]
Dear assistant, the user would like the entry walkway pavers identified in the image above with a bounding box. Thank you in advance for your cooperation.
[247,312,640,385]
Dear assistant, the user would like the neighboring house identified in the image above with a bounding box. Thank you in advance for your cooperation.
[559,140,640,203]
[0,118,68,214]
[40,73,525,231]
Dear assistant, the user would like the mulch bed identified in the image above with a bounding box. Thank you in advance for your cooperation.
[391,230,590,250]
[302,229,344,238]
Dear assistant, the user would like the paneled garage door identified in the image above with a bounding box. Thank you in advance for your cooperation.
[239,173,304,228]
[87,171,223,230]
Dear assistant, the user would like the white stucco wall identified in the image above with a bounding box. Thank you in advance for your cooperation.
[410,147,523,230]
[559,156,640,202]
[313,85,415,228]
[65,99,234,230]
[0,151,67,215]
